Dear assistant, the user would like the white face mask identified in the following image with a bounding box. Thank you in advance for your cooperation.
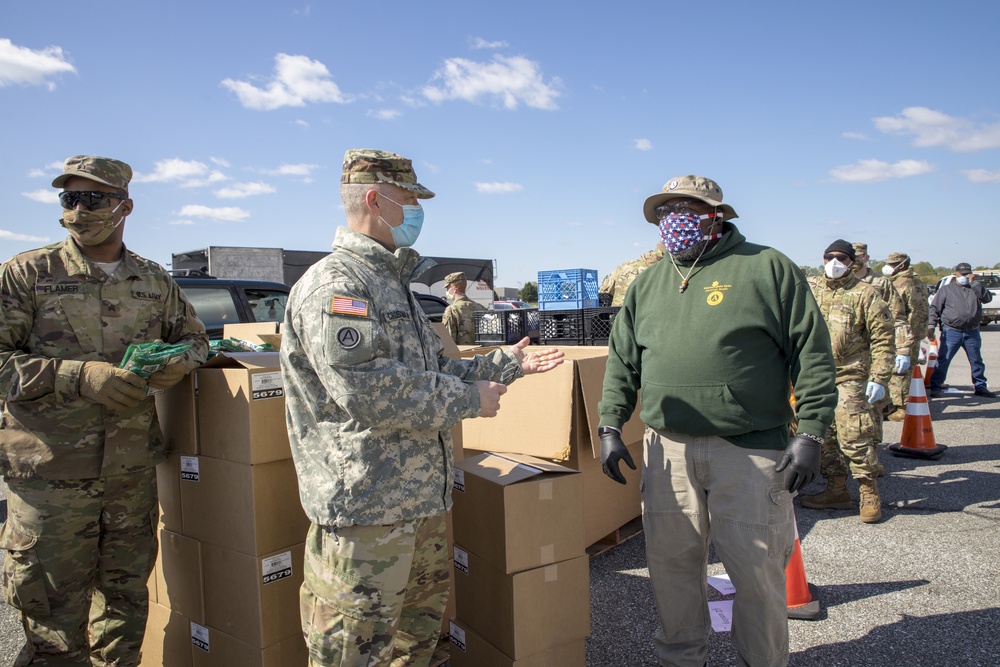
[825,259,850,279]
[881,264,896,277]
[956,275,971,286]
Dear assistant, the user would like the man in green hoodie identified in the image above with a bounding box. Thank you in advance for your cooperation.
[598,175,837,667]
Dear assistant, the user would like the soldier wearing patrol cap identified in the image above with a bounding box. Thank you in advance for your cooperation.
[279,149,564,666]
[441,271,487,345]
[0,155,208,665]
[598,242,666,307]
[882,251,931,408]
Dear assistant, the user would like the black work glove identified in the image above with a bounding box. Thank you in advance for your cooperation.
[775,434,822,493]
[599,426,636,485]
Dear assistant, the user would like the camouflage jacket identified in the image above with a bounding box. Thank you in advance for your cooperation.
[599,247,665,307]
[890,268,930,344]
[857,271,913,355]
[808,274,894,386]
[442,295,487,345]
[0,238,208,480]
[280,227,523,527]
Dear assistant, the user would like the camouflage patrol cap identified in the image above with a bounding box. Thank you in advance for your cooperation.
[444,272,466,286]
[852,242,868,256]
[643,175,738,224]
[51,155,132,193]
[341,149,435,199]
[886,251,910,264]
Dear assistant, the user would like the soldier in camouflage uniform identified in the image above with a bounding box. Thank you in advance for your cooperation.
[852,242,913,452]
[802,240,894,523]
[883,252,930,414]
[279,149,564,667]
[441,271,487,345]
[598,242,665,307]
[0,156,208,666]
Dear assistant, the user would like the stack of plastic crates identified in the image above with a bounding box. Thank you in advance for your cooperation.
[474,309,540,345]
[537,269,599,311]
[583,307,621,345]
[539,310,586,346]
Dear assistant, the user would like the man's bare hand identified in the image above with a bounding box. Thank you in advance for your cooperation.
[476,380,507,417]
[508,337,565,375]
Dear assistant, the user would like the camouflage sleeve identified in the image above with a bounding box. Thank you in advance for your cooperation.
[296,286,481,432]
[159,277,209,371]
[906,282,929,339]
[865,293,895,386]
[598,269,618,306]
[885,285,914,354]
[437,348,523,386]
[0,261,79,404]
[441,304,459,344]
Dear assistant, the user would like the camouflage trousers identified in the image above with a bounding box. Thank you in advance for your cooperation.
[887,345,920,414]
[301,514,449,667]
[820,381,880,480]
[1,467,158,667]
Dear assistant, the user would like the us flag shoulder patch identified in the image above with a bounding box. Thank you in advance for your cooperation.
[331,296,368,317]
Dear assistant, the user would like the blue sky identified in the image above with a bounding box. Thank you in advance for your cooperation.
[3,1,1000,289]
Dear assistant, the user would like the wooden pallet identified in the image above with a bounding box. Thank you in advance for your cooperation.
[585,516,644,557]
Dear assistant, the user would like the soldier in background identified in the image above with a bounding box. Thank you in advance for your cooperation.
[279,149,564,666]
[442,271,487,344]
[598,242,665,306]
[0,155,208,666]
[803,240,894,523]
[852,242,913,437]
[883,252,931,411]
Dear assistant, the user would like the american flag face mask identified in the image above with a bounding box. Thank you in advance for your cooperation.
[658,212,723,256]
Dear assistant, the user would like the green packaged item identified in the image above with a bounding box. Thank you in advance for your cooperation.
[207,337,274,357]
[120,341,193,378]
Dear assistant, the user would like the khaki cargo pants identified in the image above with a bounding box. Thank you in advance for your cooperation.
[1,467,158,667]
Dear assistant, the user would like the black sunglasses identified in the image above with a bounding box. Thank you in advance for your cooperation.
[823,253,851,262]
[59,190,126,211]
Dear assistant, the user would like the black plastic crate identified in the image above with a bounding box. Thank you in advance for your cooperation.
[584,307,622,345]
[539,309,586,345]
[474,308,539,345]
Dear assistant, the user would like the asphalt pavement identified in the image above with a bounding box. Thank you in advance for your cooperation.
[2,330,1000,666]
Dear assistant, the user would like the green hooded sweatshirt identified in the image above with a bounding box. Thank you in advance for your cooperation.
[599,223,837,449]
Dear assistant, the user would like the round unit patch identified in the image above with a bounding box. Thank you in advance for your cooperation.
[706,291,724,306]
[337,326,362,349]
[668,180,679,190]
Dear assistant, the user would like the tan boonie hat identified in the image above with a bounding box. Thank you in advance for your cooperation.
[852,242,868,256]
[886,251,910,264]
[341,149,435,199]
[643,174,738,224]
[51,155,132,193]
[444,272,466,286]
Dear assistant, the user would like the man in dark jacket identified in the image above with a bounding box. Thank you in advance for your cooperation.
[928,262,995,398]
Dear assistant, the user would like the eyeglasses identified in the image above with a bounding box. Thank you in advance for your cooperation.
[823,253,852,262]
[58,190,126,211]
[655,199,702,217]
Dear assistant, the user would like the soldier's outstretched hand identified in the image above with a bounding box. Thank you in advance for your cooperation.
[509,337,565,375]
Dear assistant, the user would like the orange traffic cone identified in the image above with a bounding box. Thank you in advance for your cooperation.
[924,338,938,388]
[786,510,820,620]
[888,365,947,459]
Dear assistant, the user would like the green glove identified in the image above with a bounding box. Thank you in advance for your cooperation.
[148,362,188,391]
[80,361,148,411]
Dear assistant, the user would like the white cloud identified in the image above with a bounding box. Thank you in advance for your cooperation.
[27,162,63,178]
[221,53,351,110]
[873,107,1000,152]
[829,159,935,183]
[475,181,524,194]
[133,158,227,187]
[470,37,509,50]
[177,205,250,222]
[0,38,76,90]
[0,229,50,242]
[565,220,583,227]
[21,189,59,204]
[169,219,195,226]
[423,55,561,110]
[214,182,276,199]
[962,169,1000,184]
[842,131,868,140]
[634,138,652,151]
[294,119,309,128]
[210,157,231,168]
[367,108,402,120]
[263,163,320,177]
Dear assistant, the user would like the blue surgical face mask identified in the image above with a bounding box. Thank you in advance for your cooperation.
[378,193,424,248]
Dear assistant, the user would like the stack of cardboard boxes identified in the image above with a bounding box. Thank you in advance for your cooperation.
[144,323,310,667]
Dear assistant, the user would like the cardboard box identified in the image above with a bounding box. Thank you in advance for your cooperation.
[202,541,305,648]
[190,622,307,667]
[452,548,590,658]
[155,372,199,455]
[448,618,585,667]
[196,351,289,465]
[180,456,309,556]
[155,530,205,623]
[156,454,184,534]
[223,322,281,346]
[461,347,644,546]
[140,602,193,667]
[452,453,583,574]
